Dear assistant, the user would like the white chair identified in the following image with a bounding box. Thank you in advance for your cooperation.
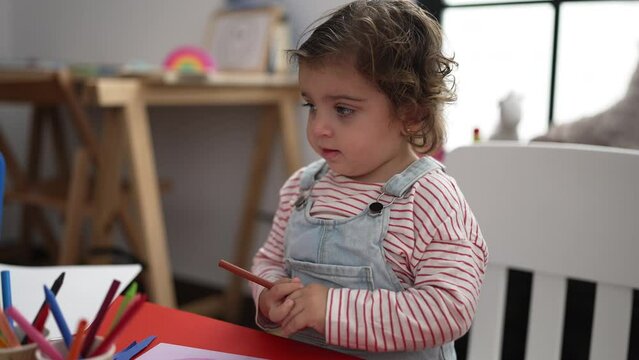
[445,142,639,360]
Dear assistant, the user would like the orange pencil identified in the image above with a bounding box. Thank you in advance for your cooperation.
[0,309,19,347]
[218,260,274,289]
[66,319,87,360]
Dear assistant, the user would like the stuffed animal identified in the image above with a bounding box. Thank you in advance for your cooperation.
[533,57,639,149]
[490,91,523,141]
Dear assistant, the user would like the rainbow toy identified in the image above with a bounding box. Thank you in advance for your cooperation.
[163,46,216,74]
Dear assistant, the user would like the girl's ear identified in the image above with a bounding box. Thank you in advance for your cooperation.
[399,105,429,134]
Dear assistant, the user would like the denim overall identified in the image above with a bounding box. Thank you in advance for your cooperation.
[284,157,456,360]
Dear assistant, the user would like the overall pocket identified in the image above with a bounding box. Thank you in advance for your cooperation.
[286,258,375,290]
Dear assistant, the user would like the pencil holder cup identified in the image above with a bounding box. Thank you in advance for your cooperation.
[0,328,50,360]
[0,327,49,360]
[35,336,116,360]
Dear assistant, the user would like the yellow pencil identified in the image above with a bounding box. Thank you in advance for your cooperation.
[0,310,19,347]
[0,334,9,348]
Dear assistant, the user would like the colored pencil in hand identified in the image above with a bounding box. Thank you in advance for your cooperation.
[218,259,274,289]
[80,279,120,357]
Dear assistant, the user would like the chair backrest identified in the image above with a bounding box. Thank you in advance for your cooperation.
[445,142,639,360]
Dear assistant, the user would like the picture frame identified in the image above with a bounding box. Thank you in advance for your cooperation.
[203,7,284,73]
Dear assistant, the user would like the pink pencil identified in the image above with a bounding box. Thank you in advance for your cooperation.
[6,306,63,360]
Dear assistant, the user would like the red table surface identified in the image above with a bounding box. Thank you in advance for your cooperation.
[97,298,357,359]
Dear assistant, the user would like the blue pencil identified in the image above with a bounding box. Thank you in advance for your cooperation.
[1,270,14,329]
[44,285,72,348]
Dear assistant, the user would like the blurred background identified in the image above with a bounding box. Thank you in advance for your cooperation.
[0,0,638,359]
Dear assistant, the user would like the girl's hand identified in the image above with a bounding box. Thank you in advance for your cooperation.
[258,278,304,324]
[280,283,328,337]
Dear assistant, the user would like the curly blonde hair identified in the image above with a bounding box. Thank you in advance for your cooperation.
[289,0,457,154]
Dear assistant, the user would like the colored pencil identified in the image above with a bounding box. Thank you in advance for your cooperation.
[108,281,137,332]
[218,259,274,289]
[80,279,120,357]
[1,271,14,329]
[0,309,19,347]
[89,294,146,357]
[44,285,73,348]
[6,306,63,360]
[66,319,87,360]
[23,271,66,344]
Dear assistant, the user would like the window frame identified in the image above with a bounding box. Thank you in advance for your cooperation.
[419,0,637,126]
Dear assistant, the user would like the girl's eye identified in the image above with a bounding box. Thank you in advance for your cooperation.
[302,102,316,112]
[336,106,354,116]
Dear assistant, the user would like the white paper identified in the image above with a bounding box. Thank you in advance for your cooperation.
[138,343,267,360]
[0,263,142,339]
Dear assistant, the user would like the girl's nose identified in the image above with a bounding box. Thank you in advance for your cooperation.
[310,114,333,137]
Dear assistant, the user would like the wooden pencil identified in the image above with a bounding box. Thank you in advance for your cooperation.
[218,260,274,289]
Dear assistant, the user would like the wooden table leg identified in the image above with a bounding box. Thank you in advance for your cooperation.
[59,148,90,265]
[224,105,279,322]
[90,109,126,264]
[120,86,177,308]
[93,78,176,308]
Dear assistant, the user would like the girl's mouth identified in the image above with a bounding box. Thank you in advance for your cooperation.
[321,148,341,160]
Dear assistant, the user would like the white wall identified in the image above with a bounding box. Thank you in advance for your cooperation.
[0,0,29,242]
[1,0,350,289]
[0,0,12,58]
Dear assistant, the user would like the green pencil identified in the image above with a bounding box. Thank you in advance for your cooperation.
[108,281,138,332]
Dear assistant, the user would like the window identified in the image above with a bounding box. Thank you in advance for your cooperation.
[428,0,639,150]
[555,1,639,124]
[441,4,553,150]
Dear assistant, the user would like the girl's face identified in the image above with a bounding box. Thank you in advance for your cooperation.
[299,58,417,183]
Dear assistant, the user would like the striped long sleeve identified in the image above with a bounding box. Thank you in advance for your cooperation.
[250,170,303,307]
[251,167,488,351]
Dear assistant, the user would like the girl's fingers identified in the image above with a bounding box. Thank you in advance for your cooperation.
[281,311,306,337]
[261,279,304,322]
[274,278,294,284]
[285,288,304,301]
[274,277,302,285]
[269,282,304,300]
[281,301,305,330]
[269,298,294,323]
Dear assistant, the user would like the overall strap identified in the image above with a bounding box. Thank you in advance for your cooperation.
[382,156,444,197]
[298,159,329,191]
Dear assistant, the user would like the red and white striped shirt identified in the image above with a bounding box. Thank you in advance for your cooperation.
[252,166,488,352]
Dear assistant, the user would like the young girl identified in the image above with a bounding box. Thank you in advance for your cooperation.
[251,1,487,358]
